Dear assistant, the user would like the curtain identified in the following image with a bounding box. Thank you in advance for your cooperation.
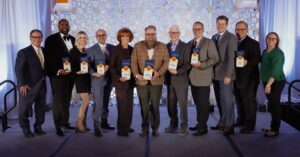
[0,0,51,107]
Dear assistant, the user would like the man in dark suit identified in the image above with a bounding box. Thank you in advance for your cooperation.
[91,29,115,130]
[211,15,238,136]
[188,22,219,136]
[44,19,75,136]
[234,21,260,133]
[164,25,191,136]
[15,29,47,137]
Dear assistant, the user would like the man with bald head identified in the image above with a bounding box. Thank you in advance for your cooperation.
[164,25,191,136]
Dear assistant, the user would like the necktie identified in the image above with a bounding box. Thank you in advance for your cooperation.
[215,34,221,42]
[192,39,197,49]
[171,43,176,51]
[63,35,69,41]
[37,48,44,69]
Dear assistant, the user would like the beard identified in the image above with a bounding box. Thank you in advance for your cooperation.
[145,40,156,49]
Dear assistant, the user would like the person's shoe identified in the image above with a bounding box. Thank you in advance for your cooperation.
[164,126,178,133]
[94,127,103,137]
[101,123,115,130]
[223,126,234,136]
[264,131,279,137]
[210,125,225,131]
[261,128,271,133]
[240,127,254,134]
[178,128,188,136]
[152,129,159,137]
[56,127,65,137]
[189,125,198,131]
[129,128,135,133]
[139,128,148,137]
[34,127,46,136]
[193,129,208,136]
[23,129,34,138]
[63,124,75,130]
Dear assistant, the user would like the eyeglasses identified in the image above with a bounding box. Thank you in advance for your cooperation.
[193,28,203,31]
[267,37,277,41]
[235,28,247,32]
[96,34,106,38]
[30,36,42,39]
[169,32,179,34]
[145,33,156,36]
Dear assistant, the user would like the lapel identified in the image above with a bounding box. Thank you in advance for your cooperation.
[197,37,205,49]
[218,30,228,46]
[96,43,104,54]
[142,41,150,60]
[29,45,43,69]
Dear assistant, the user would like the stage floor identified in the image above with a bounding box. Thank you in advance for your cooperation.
[0,106,299,157]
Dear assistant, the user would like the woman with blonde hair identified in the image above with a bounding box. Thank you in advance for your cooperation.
[69,31,91,133]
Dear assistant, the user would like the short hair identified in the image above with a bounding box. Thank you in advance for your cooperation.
[75,31,88,47]
[95,29,106,35]
[216,15,229,24]
[58,19,69,25]
[169,25,180,33]
[235,20,248,29]
[145,25,156,31]
[117,27,134,42]
[193,21,204,29]
[30,29,43,37]
[266,32,280,48]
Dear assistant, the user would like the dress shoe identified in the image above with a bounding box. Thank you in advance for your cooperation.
[210,125,225,131]
[152,129,159,137]
[178,128,188,136]
[240,127,254,134]
[56,127,65,137]
[101,123,115,130]
[129,128,135,133]
[189,125,198,131]
[223,126,234,136]
[193,129,208,136]
[264,131,279,137]
[164,126,178,133]
[117,132,129,137]
[23,130,34,138]
[63,124,75,130]
[94,127,103,137]
[139,128,148,137]
[34,127,46,136]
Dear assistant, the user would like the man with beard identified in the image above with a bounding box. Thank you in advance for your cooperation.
[44,19,75,136]
[234,21,260,133]
[131,25,169,137]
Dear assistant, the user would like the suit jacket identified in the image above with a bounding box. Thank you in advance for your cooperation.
[110,44,135,88]
[165,40,191,88]
[131,41,170,86]
[188,37,219,86]
[44,32,75,78]
[15,45,46,88]
[212,30,238,80]
[235,35,261,88]
[86,43,111,87]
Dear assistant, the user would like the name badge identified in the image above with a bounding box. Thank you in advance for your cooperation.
[121,59,131,80]
[168,51,179,70]
[62,57,71,72]
[143,60,154,80]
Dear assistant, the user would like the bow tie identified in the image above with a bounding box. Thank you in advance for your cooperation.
[63,35,70,41]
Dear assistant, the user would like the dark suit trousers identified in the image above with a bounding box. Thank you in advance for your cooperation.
[234,80,258,130]
[263,80,285,132]
[191,85,210,129]
[51,77,74,128]
[102,80,112,121]
[136,85,162,130]
[213,80,222,119]
[115,86,133,134]
[19,80,46,130]
[167,85,188,129]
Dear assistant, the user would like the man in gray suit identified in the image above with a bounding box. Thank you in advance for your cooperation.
[165,25,191,136]
[188,22,219,136]
[15,29,47,137]
[87,29,113,137]
[210,15,238,136]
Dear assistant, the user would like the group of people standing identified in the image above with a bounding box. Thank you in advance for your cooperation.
[15,15,286,139]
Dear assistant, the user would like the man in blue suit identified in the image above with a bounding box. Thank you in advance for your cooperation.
[15,29,47,137]
[87,29,114,136]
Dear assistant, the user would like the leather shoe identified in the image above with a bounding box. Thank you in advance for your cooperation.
[63,124,75,130]
[101,123,115,130]
[193,129,208,136]
[23,130,34,138]
[210,125,225,131]
[94,127,103,137]
[152,129,159,137]
[139,128,148,137]
[56,127,65,136]
[34,127,46,136]
[189,125,198,131]
[129,128,135,133]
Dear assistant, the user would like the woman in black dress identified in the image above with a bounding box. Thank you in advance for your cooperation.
[70,31,91,133]
[110,28,135,136]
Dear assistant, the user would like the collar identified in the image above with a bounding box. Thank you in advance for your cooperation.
[170,40,179,45]
[32,44,41,51]
[98,43,106,48]
[60,33,69,38]
[194,36,203,43]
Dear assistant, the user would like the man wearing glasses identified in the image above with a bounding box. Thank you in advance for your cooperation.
[131,25,169,137]
[87,29,114,137]
[164,25,191,136]
[234,21,260,134]
[15,29,47,137]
